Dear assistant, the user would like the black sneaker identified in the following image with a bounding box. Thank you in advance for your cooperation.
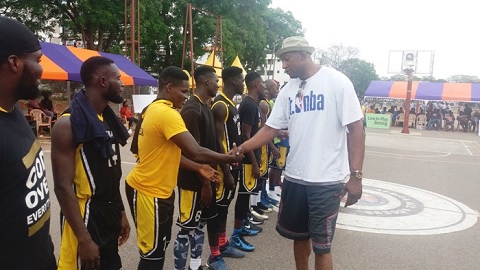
[243,219,263,233]
[257,202,273,213]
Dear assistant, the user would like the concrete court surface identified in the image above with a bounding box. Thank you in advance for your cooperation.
[39,126,480,270]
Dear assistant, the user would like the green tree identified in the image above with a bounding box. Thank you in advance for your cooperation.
[338,58,379,97]
[2,0,304,74]
[0,0,55,37]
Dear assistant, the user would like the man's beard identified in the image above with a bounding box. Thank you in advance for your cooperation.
[105,84,123,104]
[15,65,40,100]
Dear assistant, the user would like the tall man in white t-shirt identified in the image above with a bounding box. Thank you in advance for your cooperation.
[238,36,365,270]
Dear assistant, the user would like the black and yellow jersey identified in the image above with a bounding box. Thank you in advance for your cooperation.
[177,95,217,191]
[212,93,241,169]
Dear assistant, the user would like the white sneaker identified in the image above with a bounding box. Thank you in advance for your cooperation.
[250,207,269,220]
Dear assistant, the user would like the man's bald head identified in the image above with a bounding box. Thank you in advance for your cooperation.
[264,79,279,99]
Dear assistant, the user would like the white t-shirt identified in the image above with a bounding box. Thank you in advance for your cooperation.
[266,67,363,184]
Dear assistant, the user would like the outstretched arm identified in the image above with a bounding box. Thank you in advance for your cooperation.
[171,131,242,165]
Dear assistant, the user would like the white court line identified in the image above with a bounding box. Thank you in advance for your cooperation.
[474,141,480,148]
[366,144,458,155]
[366,152,480,165]
[366,150,451,158]
[122,161,137,165]
[460,141,473,156]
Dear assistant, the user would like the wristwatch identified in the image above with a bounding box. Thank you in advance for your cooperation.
[351,170,363,179]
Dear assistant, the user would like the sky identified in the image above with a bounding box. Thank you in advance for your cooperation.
[270,0,479,80]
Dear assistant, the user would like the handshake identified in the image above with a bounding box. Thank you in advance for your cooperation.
[227,143,245,165]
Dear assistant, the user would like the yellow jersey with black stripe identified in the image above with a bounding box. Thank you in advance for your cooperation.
[126,100,188,199]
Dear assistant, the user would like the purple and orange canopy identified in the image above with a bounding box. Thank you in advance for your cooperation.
[39,42,157,86]
[365,81,480,102]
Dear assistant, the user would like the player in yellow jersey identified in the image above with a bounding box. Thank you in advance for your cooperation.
[125,66,243,270]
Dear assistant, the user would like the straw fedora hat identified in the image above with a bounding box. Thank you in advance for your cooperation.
[275,36,315,58]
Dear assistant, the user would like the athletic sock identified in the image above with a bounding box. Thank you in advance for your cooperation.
[189,258,201,270]
[219,232,227,248]
[250,194,256,207]
[210,246,221,258]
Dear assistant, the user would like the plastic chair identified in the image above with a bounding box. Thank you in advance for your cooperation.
[395,113,405,127]
[416,115,427,129]
[29,109,52,137]
[408,114,416,128]
[54,103,66,115]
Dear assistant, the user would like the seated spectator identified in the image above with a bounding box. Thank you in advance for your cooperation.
[457,111,470,132]
[26,97,55,119]
[427,109,442,130]
[387,106,396,114]
[366,105,375,113]
[471,109,479,133]
[120,100,138,133]
[39,90,57,119]
[444,111,455,131]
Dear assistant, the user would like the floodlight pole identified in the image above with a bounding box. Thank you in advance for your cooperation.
[402,68,414,134]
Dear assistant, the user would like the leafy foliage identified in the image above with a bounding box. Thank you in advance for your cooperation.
[1,0,303,74]
[338,58,379,97]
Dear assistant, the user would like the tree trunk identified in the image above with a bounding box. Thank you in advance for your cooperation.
[97,29,104,51]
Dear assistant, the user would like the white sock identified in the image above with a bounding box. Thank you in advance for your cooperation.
[190,258,202,270]
[250,195,257,207]
[256,192,261,203]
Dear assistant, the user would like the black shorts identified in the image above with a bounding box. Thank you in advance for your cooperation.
[269,145,289,170]
[176,183,218,229]
[239,164,259,195]
[276,179,343,254]
[216,168,240,207]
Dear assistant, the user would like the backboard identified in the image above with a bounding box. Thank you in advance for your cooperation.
[388,50,434,75]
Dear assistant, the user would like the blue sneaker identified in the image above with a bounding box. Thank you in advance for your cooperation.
[220,243,246,258]
[266,195,279,207]
[206,256,229,270]
[230,234,255,252]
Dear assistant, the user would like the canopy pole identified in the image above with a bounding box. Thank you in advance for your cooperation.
[402,69,414,134]
[67,81,71,103]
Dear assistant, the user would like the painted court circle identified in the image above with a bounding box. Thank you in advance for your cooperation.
[337,178,478,235]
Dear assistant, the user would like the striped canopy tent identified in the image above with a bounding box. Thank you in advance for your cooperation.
[365,81,480,102]
[39,42,157,86]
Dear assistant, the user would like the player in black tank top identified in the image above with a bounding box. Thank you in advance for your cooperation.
[52,57,130,270]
